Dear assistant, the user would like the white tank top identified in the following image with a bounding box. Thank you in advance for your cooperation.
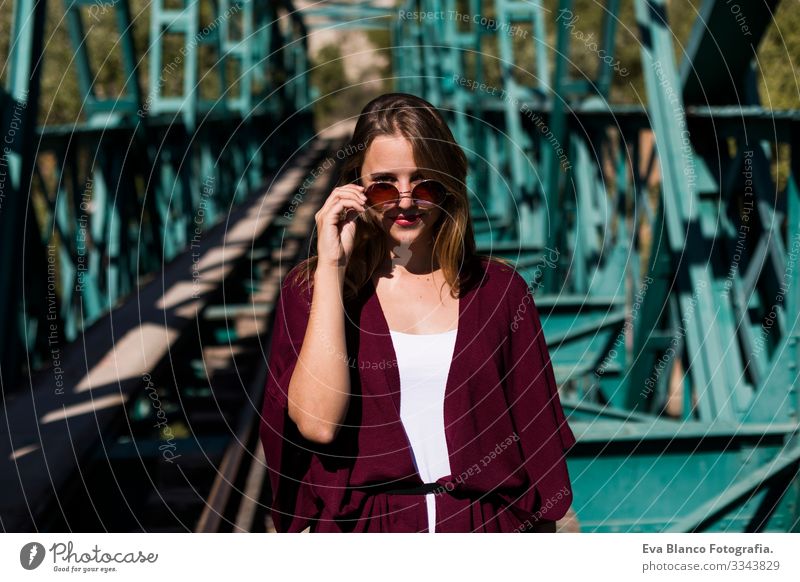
[389,327,458,533]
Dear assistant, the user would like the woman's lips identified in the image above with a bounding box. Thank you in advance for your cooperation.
[392,214,421,226]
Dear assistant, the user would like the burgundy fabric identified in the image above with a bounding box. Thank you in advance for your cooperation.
[259,257,577,532]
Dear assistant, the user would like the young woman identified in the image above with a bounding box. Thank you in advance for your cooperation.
[259,93,576,533]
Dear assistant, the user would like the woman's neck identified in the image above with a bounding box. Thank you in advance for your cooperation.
[384,244,438,273]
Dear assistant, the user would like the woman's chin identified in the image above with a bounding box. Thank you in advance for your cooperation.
[377,210,440,246]
[385,221,428,242]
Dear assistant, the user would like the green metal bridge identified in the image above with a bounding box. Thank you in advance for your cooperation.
[1,0,798,532]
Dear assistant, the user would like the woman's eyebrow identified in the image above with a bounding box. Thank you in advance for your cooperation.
[369,170,420,178]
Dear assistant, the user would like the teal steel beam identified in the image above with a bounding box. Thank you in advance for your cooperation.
[539,0,571,293]
[494,0,549,247]
[570,420,797,442]
[681,0,782,106]
[628,0,742,421]
[0,0,48,384]
[595,0,621,97]
[664,443,800,532]
[568,421,798,532]
[63,0,143,121]
[673,0,797,427]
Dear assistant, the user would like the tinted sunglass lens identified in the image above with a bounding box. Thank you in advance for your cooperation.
[413,181,446,205]
[365,182,398,206]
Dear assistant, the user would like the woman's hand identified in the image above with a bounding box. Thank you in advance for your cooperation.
[315,184,367,268]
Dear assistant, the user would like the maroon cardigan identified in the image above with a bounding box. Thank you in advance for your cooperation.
[259,257,576,532]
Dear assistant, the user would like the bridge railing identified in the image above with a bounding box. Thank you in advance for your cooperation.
[0,0,313,389]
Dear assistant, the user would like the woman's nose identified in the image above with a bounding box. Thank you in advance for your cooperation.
[394,180,411,206]
[397,190,415,209]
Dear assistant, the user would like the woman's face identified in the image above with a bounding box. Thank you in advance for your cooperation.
[360,134,443,250]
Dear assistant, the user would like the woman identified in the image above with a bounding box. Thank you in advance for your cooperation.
[259,93,576,533]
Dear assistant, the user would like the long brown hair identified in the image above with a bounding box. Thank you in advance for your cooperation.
[290,92,507,300]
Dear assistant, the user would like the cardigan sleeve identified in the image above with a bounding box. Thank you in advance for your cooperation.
[258,267,320,532]
[500,270,577,524]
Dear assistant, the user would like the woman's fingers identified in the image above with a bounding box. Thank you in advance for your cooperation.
[316,187,367,224]
[315,185,368,267]
[331,198,366,223]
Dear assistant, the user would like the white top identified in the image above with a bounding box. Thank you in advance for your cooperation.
[389,327,458,533]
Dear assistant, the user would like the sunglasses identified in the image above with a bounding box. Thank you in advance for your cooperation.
[363,179,451,210]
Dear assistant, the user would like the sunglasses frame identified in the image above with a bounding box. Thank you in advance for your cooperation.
[362,179,452,210]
